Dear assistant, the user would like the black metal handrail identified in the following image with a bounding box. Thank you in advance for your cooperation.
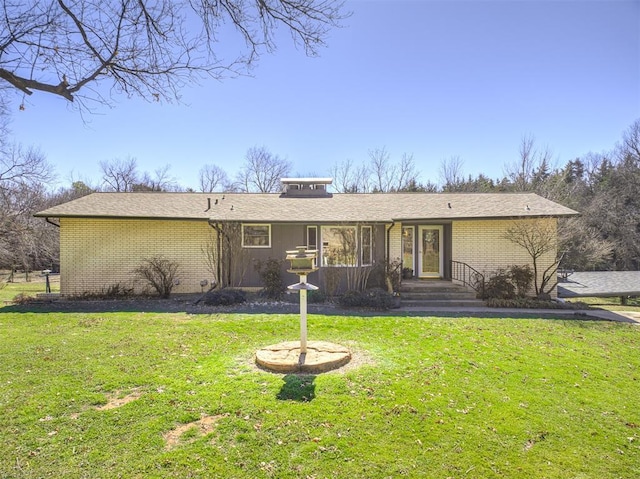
[450,260,485,297]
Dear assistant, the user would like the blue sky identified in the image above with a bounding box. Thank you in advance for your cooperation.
[9,0,640,190]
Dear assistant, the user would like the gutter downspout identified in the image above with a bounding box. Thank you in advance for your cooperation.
[385,220,395,265]
[207,221,223,287]
[45,217,60,228]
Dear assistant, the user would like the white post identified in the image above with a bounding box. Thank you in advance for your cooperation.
[299,273,308,354]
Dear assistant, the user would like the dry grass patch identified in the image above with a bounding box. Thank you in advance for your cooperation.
[95,388,143,411]
[162,414,228,450]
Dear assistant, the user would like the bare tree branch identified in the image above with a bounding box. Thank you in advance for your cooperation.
[235,146,291,192]
[0,0,348,110]
[99,156,139,192]
[198,163,229,192]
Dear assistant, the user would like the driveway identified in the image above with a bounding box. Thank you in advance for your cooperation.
[558,271,640,298]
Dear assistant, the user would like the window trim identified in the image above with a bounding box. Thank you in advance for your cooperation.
[241,223,271,248]
[361,225,373,266]
[307,225,318,250]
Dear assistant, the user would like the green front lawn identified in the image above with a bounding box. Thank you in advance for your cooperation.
[0,275,60,303]
[0,311,638,478]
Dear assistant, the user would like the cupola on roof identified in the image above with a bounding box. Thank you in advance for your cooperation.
[280,177,333,197]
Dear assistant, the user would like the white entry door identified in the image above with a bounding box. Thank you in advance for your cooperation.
[418,226,443,278]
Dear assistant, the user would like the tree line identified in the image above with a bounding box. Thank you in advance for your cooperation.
[2,118,639,276]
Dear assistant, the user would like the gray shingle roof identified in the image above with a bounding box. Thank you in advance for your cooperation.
[35,192,578,222]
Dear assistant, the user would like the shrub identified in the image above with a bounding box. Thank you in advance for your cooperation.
[12,293,35,305]
[338,289,395,310]
[509,265,534,298]
[482,269,516,300]
[308,289,327,304]
[254,258,285,300]
[482,265,535,300]
[133,256,180,298]
[201,288,246,306]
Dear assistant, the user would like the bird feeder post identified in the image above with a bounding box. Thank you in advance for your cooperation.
[286,246,319,355]
[299,273,309,353]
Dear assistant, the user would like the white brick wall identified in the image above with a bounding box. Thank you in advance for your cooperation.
[388,223,403,264]
[60,218,215,296]
[452,218,558,297]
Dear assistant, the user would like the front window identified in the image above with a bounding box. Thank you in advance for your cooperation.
[242,224,271,248]
[307,226,317,250]
[321,226,357,266]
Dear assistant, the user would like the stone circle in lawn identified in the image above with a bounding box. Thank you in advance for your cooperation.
[255,340,351,374]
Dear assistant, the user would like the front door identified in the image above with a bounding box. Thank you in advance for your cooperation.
[418,226,443,278]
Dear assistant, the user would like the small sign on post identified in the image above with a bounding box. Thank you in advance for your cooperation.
[286,246,319,354]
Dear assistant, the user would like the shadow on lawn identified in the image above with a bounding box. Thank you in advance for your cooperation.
[1,300,474,317]
[276,374,316,402]
[0,297,619,321]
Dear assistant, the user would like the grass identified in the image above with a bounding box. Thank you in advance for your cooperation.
[0,310,639,478]
[0,275,60,304]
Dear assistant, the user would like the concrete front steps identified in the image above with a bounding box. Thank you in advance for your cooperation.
[398,279,485,308]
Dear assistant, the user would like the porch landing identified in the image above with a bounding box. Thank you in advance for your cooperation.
[399,279,484,308]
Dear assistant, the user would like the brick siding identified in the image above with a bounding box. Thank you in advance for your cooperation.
[59,218,214,296]
[452,218,558,297]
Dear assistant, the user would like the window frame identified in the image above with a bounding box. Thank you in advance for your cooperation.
[241,223,271,248]
[307,225,318,250]
[361,225,373,266]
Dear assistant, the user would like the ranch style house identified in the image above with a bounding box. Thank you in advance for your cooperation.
[35,178,578,297]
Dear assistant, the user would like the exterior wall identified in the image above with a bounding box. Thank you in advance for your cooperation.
[452,217,558,297]
[241,223,307,287]
[59,216,559,297]
[59,218,214,296]
[388,223,403,264]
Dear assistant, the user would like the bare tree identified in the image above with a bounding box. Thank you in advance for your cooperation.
[395,153,420,191]
[100,158,181,192]
[204,222,249,287]
[504,219,560,297]
[0,144,53,190]
[235,146,291,192]
[0,0,347,110]
[198,164,229,193]
[328,158,370,193]
[504,135,554,192]
[331,150,420,193]
[619,118,640,164]
[369,147,394,192]
[439,156,464,191]
[99,157,139,192]
[135,164,179,191]
[0,152,57,273]
[557,217,613,271]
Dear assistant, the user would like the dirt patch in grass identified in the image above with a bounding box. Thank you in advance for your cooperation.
[162,414,228,450]
[96,388,143,411]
